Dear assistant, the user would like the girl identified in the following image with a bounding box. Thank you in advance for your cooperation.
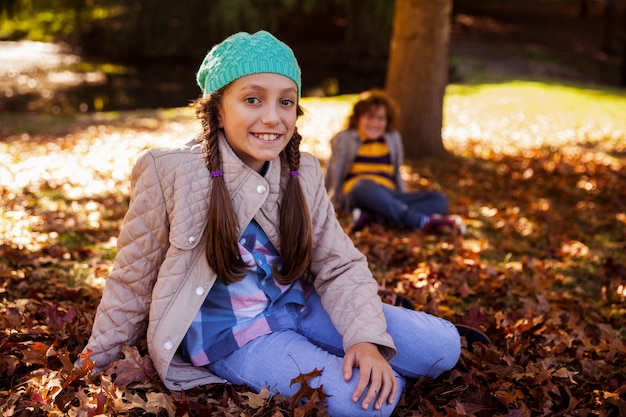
[79,31,461,416]
[325,90,466,234]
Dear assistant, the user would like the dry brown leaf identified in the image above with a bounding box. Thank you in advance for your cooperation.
[103,345,158,387]
[244,386,271,409]
[288,367,328,414]
[144,391,176,416]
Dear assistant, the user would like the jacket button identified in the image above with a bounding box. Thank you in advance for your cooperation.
[188,236,196,245]
[163,341,173,351]
[256,185,267,194]
[195,287,205,296]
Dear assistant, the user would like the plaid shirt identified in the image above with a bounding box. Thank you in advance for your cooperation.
[181,220,307,365]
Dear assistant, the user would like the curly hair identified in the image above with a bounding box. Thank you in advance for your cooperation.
[347,89,399,132]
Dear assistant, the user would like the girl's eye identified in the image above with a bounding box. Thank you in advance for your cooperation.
[245,97,260,104]
[281,99,295,106]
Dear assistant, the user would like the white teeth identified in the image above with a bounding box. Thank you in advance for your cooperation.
[256,133,280,141]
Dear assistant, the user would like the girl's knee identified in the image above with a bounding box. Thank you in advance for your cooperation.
[328,399,397,417]
[324,390,400,417]
[385,308,461,378]
[429,322,461,377]
[320,368,404,417]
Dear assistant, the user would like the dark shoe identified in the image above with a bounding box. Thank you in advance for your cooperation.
[423,214,467,236]
[351,209,378,232]
[456,324,492,351]
[378,290,415,310]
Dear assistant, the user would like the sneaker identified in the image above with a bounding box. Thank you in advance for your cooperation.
[455,324,492,351]
[423,214,467,235]
[351,208,378,232]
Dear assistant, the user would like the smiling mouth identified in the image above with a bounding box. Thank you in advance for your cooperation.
[254,133,282,141]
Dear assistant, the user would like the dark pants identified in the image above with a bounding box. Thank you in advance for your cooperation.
[345,179,449,228]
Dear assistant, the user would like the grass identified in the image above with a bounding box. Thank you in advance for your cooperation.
[443,81,626,156]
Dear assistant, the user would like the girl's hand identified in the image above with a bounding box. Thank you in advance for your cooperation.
[342,342,398,410]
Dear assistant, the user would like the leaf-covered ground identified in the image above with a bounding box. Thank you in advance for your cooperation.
[1,84,625,416]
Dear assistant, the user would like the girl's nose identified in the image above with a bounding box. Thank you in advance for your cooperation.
[261,104,280,126]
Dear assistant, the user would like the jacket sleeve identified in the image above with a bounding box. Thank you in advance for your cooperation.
[389,131,406,192]
[308,157,396,360]
[80,151,170,369]
[324,131,350,212]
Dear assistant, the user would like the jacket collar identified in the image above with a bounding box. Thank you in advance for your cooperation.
[216,132,283,243]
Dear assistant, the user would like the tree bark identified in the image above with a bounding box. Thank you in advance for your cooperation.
[619,35,626,87]
[385,0,452,159]
[601,0,616,55]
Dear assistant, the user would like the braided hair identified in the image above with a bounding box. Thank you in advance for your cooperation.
[195,91,312,285]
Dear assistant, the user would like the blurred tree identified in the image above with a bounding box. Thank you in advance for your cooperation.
[601,0,617,54]
[0,0,395,60]
[0,0,19,18]
[578,0,590,18]
[385,0,452,159]
[621,40,626,86]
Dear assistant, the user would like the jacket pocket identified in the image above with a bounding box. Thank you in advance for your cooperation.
[168,206,206,250]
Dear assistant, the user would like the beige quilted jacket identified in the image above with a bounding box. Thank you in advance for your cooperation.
[81,134,396,390]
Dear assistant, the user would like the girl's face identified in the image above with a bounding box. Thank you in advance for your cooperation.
[357,105,388,140]
[219,73,298,173]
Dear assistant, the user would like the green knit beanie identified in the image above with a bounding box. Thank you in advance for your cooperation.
[196,30,301,99]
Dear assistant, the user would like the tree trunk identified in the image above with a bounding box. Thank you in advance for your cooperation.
[601,0,616,55]
[385,0,452,159]
[578,0,590,19]
[619,34,626,87]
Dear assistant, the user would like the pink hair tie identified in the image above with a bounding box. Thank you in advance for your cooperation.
[210,170,223,177]
[289,170,299,177]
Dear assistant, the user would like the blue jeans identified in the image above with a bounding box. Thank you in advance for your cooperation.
[208,291,460,417]
[346,179,449,228]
